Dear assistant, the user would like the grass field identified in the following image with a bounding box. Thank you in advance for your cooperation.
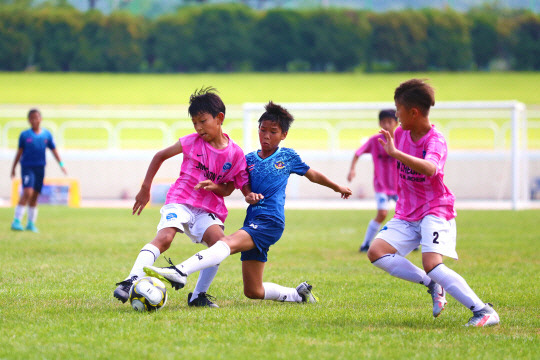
[1,206,538,359]
[1,72,540,105]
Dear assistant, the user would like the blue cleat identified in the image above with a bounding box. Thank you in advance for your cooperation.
[25,221,39,233]
[11,219,24,231]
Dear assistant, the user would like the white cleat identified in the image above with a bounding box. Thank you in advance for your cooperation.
[427,281,447,318]
[466,303,500,327]
[296,282,319,303]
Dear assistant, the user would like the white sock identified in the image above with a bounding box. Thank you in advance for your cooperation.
[361,219,381,247]
[14,205,26,221]
[27,207,38,223]
[178,241,230,276]
[428,264,485,312]
[372,254,432,286]
[192,264,220,300]
[263,282,303,302]
[128,243,161,280]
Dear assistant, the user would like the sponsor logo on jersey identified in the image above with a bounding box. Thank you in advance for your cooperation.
[249,223,258,229]
[166,213,177,221]
[274,161,285,170]
[222,162,232,171]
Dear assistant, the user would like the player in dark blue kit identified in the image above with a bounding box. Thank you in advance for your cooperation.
[145,102,352,304]
[10,109,66,232]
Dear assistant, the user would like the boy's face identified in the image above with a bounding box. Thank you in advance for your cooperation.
[379,117,398,132]
[395,102,418,131]
[191,112,224,142]
[258,120,287,153]
[28,112,41,131]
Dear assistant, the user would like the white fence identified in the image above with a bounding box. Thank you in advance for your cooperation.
[0,102,536,209]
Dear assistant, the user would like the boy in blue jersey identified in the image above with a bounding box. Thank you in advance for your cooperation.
[145,102,352,304]
[10,109,66,232]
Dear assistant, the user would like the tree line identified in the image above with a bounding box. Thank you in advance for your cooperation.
[0,3,539,72]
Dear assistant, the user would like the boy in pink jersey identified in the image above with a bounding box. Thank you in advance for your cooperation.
[113,87,249,308]
[367,79,499,327]
[347,109,398,252]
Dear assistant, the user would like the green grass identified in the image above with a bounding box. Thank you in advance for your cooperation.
[1,72,539,104]
[0,207,538,359]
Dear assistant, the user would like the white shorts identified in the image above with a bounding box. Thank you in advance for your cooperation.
[375,192,398,211]
[157,203,224,244]
[376,215,458,259]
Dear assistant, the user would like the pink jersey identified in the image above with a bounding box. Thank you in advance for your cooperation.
[355,134,397,195]
[165,133,249,222]
[393,125,456,221]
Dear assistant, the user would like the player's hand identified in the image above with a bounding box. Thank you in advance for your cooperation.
[338,186,352,199]
[61,167,67,175]
[347,169,355,182]
[10,169,15,179]
[378,129,397,156]
[245,192,264,205]
[133,188,150,215]
[195,180,218,192]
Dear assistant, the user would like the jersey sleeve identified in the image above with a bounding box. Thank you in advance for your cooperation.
[231,148,249,189]
[354,136,373,157]
[179,133,196,158]
[290,149,310,176]
[46,130,56,150]
[424,134,447,175]
[18,132,25,149]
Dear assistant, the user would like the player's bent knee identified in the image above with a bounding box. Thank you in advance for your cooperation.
[244,287,264,300]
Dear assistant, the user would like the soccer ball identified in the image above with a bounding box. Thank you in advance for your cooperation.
[128,276,168,311]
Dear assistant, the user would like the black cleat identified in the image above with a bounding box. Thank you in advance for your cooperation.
[113,276,138,303]
[188,292,219,308]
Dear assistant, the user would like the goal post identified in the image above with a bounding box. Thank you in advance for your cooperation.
[243,101,529,209]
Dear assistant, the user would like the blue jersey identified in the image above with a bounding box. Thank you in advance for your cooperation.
[245,147,310,223]
[18,128,56,166]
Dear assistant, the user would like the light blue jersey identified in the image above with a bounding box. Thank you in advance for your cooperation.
[245,147,310,224]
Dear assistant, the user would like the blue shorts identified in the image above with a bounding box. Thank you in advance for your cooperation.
[240,216,285,262]
[21,166,45,193]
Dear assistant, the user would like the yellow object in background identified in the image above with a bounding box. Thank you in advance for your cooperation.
[11,178,81,207]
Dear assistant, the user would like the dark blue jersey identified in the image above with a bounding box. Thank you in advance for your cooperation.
[245,147,310,223]
[18,129,56,166]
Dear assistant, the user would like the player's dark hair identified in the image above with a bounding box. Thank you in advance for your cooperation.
[394,79,435,116]
[378,109,397,122]
[188,86,226,118]
[258,101,294,133]
[27,108,41,119]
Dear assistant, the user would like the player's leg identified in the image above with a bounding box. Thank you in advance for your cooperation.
[12,167,34,231]
[368,219,445,316]
[421,216,499,326]
[25,171,42,232]
[188,223,226,307]
[360,193,390,252]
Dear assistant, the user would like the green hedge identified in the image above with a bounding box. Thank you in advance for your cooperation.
[0,4,538,72]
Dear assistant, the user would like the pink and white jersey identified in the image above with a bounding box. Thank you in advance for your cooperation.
[393,125,456,222]
[165,133,249,222]
[355,134,397,195]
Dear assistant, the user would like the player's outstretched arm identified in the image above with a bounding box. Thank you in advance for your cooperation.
[347,154,360,182]
[133,140,183,215]
[51,148,67,175]
[304,169,352,199]
[378,129,436,176]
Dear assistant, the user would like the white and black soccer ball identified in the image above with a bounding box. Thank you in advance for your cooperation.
[128,276,168,312]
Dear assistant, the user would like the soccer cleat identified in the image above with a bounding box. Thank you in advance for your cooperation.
[296,282,319,303]
[466,303,500,327]
[427,281,447,318]
[359,244,370,252]
[11,219,24,231]
[188,292,219,308]
[113,275,138,303]
[143,258,187,290]
[25,221,39,233]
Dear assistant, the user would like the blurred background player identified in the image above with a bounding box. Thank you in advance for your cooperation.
[347,109,398,252]
[368,79,499,327]
[10,109,67,233]
[113,87,249,308]
[144,101,352,305]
